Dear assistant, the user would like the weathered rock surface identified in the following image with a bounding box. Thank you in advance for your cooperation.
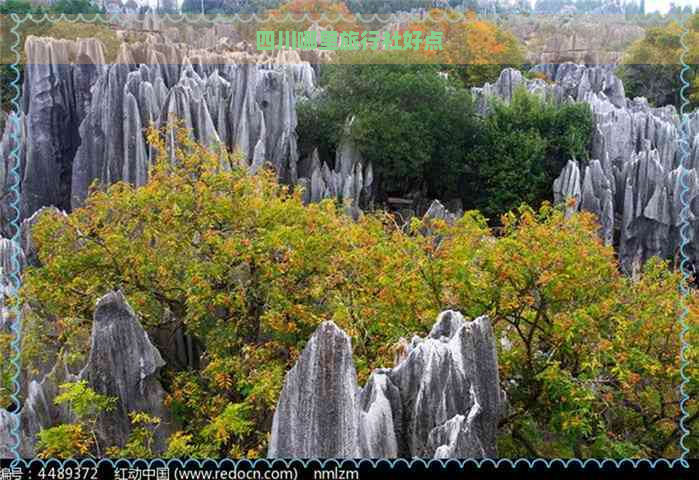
[0,291,173,458]
[423,199,460,226]
[474,63,699,275]
[71,40,312,206]
[505,14,644,66]
[0,34,321,222]
[82,291,173,451]
[6,32,699,272]
[268,321,361,458]
[268,311,504,458]
[0,112,25,238]
[0,237,24,330]
[300,131,374,209]
[0,409,19,458]
[21,36,105,220]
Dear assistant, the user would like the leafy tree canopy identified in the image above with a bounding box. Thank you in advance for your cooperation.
[300,58,593,221]
[261,0,359,33]
[299,49,479,201]
[465,88,594,220]
[15,127,696,458]
[0,0,102,14]
[619,15,699,107]
[407,9,525,88]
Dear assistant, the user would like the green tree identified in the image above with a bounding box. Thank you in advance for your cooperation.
[299,49,478,201]
[0,0,47,14]
[0,331,14,409]
[107,412,162,458]
[464,88,594,221]
[19,128,693,458]
[22,125,428,456]
[261,0,358,33]
[49,0,103,14]
[475,205,689,457]
[36,380,116,458]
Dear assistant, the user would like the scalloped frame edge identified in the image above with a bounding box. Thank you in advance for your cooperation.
[5,11,694,470]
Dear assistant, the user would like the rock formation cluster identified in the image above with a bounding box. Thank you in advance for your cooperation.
[473,63,699,276]
[268,311,504,458]
[4,30,697,275]
[0,290,172,458]
[0,29,472,460]
[298,133,374,209]
[1,23,698,459]
[0,33,373,239]
[505,14,645,66]
[0,286,504,459]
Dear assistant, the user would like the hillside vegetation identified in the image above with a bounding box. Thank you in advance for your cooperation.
[10,126,695,458]
[0,0,697,460]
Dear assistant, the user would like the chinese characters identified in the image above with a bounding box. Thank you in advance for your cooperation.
[256,30,443,51]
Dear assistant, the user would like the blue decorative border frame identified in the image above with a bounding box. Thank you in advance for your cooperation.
[678,9,694,467]
[7,12,25,465]
[5,11,694,470]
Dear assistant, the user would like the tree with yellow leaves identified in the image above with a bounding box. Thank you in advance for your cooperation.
[261,0,358,35]
[619,15,699,107]
[18,127,695,458]
[406,9,525,87]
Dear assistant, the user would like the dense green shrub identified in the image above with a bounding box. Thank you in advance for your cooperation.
[298,50,479,200]
[465,88,594,220]
[298,55,593,221]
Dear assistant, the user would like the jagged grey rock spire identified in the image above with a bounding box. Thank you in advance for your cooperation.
[0,237,24,330]
[268,321,361,458]
[0,34,317,224]
[268,311,504,458]
[299,118,374,209]
[0,111,25,239]
[475,63,699,275]
[21,36,105,220]
[81,290,173,452]
[0,291,172,458]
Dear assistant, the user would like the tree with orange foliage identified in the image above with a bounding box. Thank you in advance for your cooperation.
[262,0,358,34]
[407,9,525,87]
[18,123,696,457]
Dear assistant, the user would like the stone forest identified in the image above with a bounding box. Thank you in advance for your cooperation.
[0,0,697,461]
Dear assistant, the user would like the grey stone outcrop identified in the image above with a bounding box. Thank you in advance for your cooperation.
[0,35,318,222]
[70,39,308,207]
[82,291,173,452]
[0,409,19,458]
[300,133,374,209]
[0,112,25,238]
[423,199,460,226]
[0,238,24,330]
[268,311,504,459]
[0,291,173,457]
[21,36,105,220]
[268,321,361,458]
[475,63,699,275]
